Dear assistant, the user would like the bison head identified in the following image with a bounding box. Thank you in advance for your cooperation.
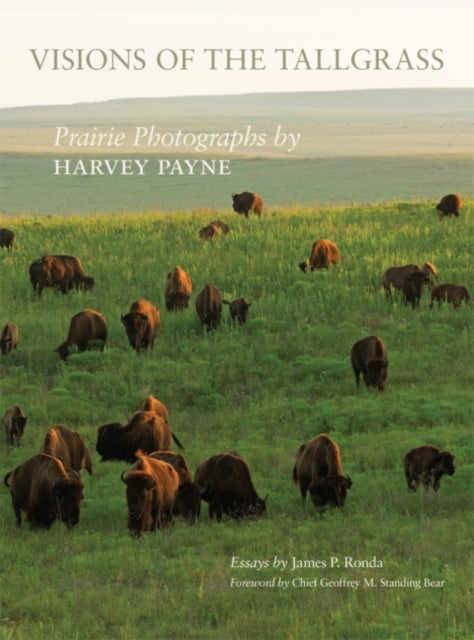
[122,470,156,537]
[52,477,84,528]
[365,358,388,390]
[121,312,149,350]
[310,476,352,509]
[435,452,455,476]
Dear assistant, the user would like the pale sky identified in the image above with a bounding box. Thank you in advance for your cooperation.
[0,0,472,108]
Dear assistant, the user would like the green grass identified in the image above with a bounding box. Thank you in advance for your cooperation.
[0,202,472,640]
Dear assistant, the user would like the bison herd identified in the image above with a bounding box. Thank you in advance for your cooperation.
[0,192,466,534]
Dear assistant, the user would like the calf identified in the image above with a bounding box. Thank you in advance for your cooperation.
[430,283,470,308]
[350,335,388,391]
[0,322,19,355]
[4,453,84,529]
[223,297,252,325]
[293,434,352,509]
[121,452,179,536]
[404,445,455,492]
[4,406,28,447]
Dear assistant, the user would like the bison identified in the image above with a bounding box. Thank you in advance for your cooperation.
[382,263,436,303]
[351,335,388,391]
[436,193,462,218]
[299,239,340,272]
[194,451,267,521]
[199,223,220,240]
[195,283,223,331]
[402,268,430,309]
[0,322,19,355]
[96,410,183,464]
[404,445,455,492]
[223,297,252,325]
[4,405,28,447]
[231,192,263,217]
[121,452,179,536]
[54,309,107,360]
[0,228,15,250]
[137,394,169,423]
[121,299,160,352]
[29,254,94,298]
[165,266,193,311]
[430,283,470,308]
[39,424,93,475]
[150,451,201,523]
[293,434,352,509]
[4,453,84,529]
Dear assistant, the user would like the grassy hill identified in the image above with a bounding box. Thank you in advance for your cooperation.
[0,202,472,639]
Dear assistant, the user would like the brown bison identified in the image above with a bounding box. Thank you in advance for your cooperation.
[121,452,179,536]
[150,451,201,523]
[0,322,19,355]
[96,410,183,464]
[165,266,193,311]
[4,405,28,447]
[299,239,340,272]
[436,193,462,218]
[404,445,455,492]
[194,451,267,521]
[39,424,93,475]
[121,299,160,352]
[383,263,437,302]
[137,394,169,423]
[199,223,220,240]
[29,254,94,298]
[293,434,352,509]
[0,228,15,250]
[402,267,430,309]
[195,283,223,331]
[223,297,252,325]
[351,335,388,391]
[231,192,263,217]
[54,309,107,360]
[4,453,84,529]
[430,283,470,308]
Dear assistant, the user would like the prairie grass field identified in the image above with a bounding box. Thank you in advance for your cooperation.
[0,200,472,640]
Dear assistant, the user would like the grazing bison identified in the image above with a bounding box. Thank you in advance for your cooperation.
[351,335,388,391]
[299,239,340,272]
[0,322,18,355]
[40,424,93,475]
[138,394,169,423]
[121,299,160,352]
[4,406,28,447]
[96,410,183,464]
[165,266,193,311]
[199,223,220,240]
[223,297,252,325]
[29,254,94,298]
[404,445,455,492]
[231,192,263,217]
[430,283,470,308]
[436,193,462,218]
[293,434,352,509]
[54,309,107,360]
[4,453,84,529]
[150,451,201,523]
[0,228,15,250]
[121,452,179,536]
[402,267,430,309]
[195,283,223,331]
[194,451,267,521]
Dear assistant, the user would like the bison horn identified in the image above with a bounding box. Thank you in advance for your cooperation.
[120,471,128,484]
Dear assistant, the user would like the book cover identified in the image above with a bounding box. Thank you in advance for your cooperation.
[0,2,472,639]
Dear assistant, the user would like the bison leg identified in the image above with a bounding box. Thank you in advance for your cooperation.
[12,500,22,527]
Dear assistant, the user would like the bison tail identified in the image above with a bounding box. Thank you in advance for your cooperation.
[4,471,12,487]
[172,432,185,451]
[223,300,230,305]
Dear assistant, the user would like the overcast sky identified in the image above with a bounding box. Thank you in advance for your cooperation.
[0,0,472,108]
